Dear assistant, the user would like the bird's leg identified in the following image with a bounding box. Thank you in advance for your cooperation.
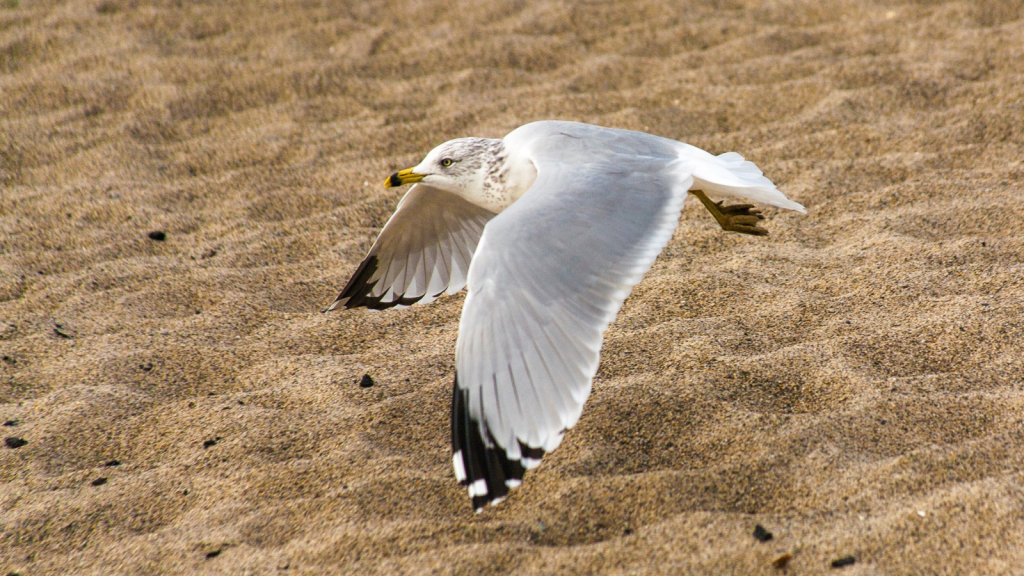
[690,189,769,236]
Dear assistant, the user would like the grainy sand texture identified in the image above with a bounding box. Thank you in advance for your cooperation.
[3,0,1024,574]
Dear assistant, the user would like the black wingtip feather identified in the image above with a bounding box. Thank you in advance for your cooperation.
[325,254,432,312]
[451,372,542,512]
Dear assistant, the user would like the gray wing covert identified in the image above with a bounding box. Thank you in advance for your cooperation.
[326,184,496,311]
[451,149,693,511]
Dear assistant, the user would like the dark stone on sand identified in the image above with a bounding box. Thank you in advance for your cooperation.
[753,524,773,542]
[105,459,121,466]
[831,556,856,568]
[5,437,27,449]
[91,477,108,486]
[148,231,167,241]
[359,374,374,388]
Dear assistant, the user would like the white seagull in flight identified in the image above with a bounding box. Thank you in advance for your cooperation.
[325,121,805,512]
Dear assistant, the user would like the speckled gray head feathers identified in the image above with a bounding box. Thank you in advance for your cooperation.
[420,138,505,179]
[410,137,531,213]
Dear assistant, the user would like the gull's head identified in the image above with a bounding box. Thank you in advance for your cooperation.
[384,137,503,197]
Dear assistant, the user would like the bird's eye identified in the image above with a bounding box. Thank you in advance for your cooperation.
[440,158,453,167]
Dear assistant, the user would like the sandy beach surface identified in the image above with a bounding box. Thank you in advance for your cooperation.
[3,0,1024,573]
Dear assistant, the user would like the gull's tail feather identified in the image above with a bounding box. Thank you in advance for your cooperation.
[682,146,806,214]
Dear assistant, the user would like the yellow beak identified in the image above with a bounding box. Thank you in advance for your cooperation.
[384,167,425,188]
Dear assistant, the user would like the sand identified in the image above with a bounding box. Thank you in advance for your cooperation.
[2,0,1024,573]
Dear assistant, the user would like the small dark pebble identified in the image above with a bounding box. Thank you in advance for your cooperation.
[831,556,856,568]
[359,374,374,388]
[4,419,18,426]
[206,549,222,559]
[753,524,773,542]
[140,362,153,371]
[203,439,218,449]
[91,477,108,486]
[105,459,121,467]
[148,231,167,241]
[2,355,15,364]
[623,528,633,536]
[5,437,27,449]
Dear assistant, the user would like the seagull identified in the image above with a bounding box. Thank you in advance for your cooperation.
[325,121,805,512]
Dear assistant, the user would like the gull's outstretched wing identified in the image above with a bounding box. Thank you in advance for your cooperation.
[451,126,693,511]
[326,184,496,311]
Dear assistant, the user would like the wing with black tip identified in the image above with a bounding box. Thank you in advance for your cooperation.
[451,124,693,511]
[325,184,496,311]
